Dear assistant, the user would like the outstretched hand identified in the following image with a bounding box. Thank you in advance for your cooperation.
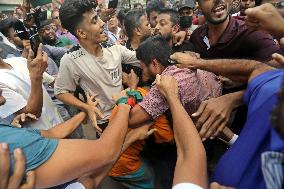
[170,52,201,69]
[245,3,284,38]
[192,96,235,141]
[11,113,38,128]
[27,43,48,79]
[86,93,104,135]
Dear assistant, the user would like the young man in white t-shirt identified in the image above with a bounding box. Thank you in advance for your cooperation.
[55,0,139,132]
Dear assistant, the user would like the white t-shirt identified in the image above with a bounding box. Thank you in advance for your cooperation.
[55,44,139,124]
[0,57,63,129]
[172,183,203,189]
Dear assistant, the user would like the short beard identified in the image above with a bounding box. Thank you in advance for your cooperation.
[164,33,173,43]
[204,12,229,25]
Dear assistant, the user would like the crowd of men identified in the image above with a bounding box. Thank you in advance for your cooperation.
[0,0,284,189]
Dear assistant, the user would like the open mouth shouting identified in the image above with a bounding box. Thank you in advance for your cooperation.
[212,4,227,17]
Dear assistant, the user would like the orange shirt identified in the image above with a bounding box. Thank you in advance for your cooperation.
[109,87,173,177]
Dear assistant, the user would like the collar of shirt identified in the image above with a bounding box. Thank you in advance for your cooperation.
[150,66,178,87]
[55,38,63,46]
[200,17,240,48]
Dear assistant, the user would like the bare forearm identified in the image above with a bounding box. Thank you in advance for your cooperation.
[99,104,131,160]
[197,59,269,83]
[224,90,245,109]
[41,112,87,139]
[167,96,207,188]
[56,93,88,111]
[128,105,151,128]
[121,130,139,152]
[23,76,43,117]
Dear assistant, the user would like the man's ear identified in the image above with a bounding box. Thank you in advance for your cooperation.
[135,27,141,36]
[76,28,87,39]
[152,59,160,67]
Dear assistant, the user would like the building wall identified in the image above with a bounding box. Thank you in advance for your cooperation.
[0,0,22,5]
[0,0,21,11]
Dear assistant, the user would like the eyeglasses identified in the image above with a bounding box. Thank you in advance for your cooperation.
[52,16,59,20]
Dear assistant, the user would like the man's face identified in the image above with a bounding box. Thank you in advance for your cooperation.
[39,25,57,44]
[140,59,164,83]
[149,11,159,28]
[240,0,255,14]
[198,0,232,25]
[179,7,194,17]
[137,15,152,37]
[7,27,23,48]
[140,62,157,83]
[77,9,108,44]
[0,89,6,106]
[108,16,119,30]
[155,13,178,41]
[52,11,61,28]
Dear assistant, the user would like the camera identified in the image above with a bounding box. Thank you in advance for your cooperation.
[25,8,48,28]
[13,8,47,54]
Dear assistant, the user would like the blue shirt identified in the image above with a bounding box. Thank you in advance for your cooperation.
[213,69,284,189]
[0,123,58,173]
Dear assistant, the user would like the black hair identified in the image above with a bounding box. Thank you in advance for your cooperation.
[134,3,144,9]
[159,8,180,26]
[124,9,145,40]
[146,0,164,18]
[271,78,284,139]
[117,8,130,26]
[136,35,172,66]
[0,17,16,37]
[59,0,97,37]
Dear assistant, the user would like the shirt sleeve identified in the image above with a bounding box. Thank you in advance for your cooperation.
[245,30,283,62]
[139,84,168,120]
[54,55,78,95]
[172,183,203,189]
[0,85,27,118]
[119,45,139,66]
[62,37,75,46]
[66,38,75,46]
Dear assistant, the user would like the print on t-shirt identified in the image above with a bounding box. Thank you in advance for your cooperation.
[110,68,120,81]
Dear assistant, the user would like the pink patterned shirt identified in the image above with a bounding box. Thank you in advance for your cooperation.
[139,66,222,120]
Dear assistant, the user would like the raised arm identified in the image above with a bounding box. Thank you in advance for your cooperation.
[170,53,274,82]
[18,44,48,118]
[156,75,208,189]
